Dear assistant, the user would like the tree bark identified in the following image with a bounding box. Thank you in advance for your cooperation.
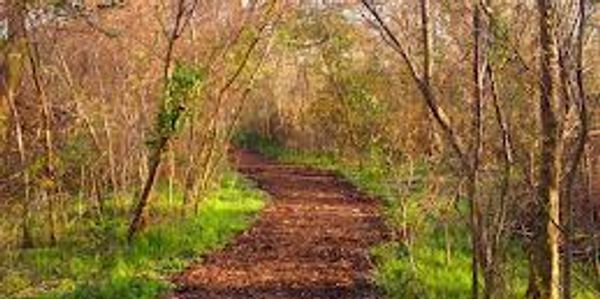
[485,63,513,299]
[2,0,32,248]
[20,2,59,246]
[127,137,168,241]
[7,77,32,248]
[470,2,485,298]
[562,1,589,298]
[127,0,194,241]
[0,0,23,140]
[528,1,562,298]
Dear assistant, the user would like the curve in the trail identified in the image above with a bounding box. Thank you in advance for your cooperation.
[170,149,388,299]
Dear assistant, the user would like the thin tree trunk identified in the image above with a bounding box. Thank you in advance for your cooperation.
[361,3,482,297]
[168,145,175,206]
[586,150,600,280]
[182,115,199,214]
[361,0,467,164]
[420,0,431,86]
[23,12,58,246]
[93,175,104,215]
[562,1,589,297]
[444,221,452,265]
[104,103,118,192]
[128,137,168,241]
[7,82,33,248]
[486,63,513,299]
[528,1,562,298]
[470,2,485,298]
[127,0,194,241]
[79,165,86,217]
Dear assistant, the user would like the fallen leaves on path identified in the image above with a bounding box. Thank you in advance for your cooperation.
[170,150,388,299]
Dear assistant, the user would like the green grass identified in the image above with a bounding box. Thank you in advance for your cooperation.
[236,131,600,299]
[1,172,267,299]
[371,240,472,299]
[370,227,532,299]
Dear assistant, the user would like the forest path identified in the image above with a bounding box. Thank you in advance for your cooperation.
[169,149,388,299]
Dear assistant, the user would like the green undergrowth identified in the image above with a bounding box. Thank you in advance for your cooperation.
[1,172,267,299]
[235,131,599,299]
[370,231,529,299]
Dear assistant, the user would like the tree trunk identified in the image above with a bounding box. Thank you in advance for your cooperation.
[528,1,562,298]
[486,63,513,299]
[104,106,118,192]
[7,78,33,248]
[168,146,175,206]
[127,0,191,240]
[0,0,24,140]
[562,1,589,298]
[360,2,483,297]
[2,0,31,248]
[21,6,59,246]
[470,2,485,298]
[127,137,168,241]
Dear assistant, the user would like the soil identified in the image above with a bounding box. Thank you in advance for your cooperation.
[169,149,389,299]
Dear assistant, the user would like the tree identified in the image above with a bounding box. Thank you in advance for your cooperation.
[561,0,590,298]
[127,0,200,241]
[527,0,562,298]
[1,0,32,248]
[361,1,487,297]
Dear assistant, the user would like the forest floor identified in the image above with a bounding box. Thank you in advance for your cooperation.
[168,149,389,299]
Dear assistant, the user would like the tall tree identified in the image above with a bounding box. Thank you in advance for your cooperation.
[361,1,486,297]
[528,0,562,298]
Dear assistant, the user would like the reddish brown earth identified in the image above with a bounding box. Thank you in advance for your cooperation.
[169,150,388,299]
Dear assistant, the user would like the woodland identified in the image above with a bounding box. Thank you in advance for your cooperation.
[1,0,600,299]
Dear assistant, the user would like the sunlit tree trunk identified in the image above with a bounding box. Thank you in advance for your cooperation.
[470,2,484,298]
[26,29,58,246]
[528,0,562,298]
[128,0,196,241]
[2,0,32,248]
[6,77,32,248]
[128,136,168,240]
[103,98,118,192]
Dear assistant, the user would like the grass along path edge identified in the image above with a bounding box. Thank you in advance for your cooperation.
[2,172,267,299]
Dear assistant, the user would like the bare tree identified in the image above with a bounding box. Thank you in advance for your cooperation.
[360,1,489,297]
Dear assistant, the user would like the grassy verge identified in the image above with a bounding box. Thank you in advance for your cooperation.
[236,131,599,299]
[1,172,267,299]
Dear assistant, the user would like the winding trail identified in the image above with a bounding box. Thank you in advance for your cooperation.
[170,149,388,299]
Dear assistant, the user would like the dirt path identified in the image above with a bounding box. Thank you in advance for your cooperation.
[170,150,388,299]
